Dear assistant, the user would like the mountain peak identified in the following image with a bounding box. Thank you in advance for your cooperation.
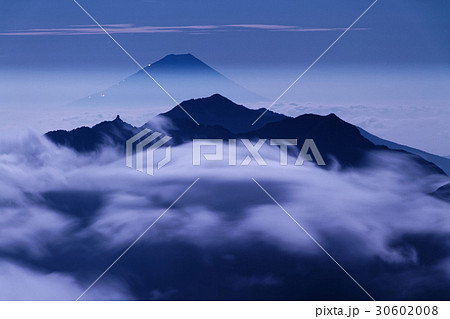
[149,53,206,69]
[152,94,288,134]
[169,53,194,57]
[75,54,266,108]
[111,115,126,126]
[188,93,232,104]
[161,53,196,60]
[209,93,229,99]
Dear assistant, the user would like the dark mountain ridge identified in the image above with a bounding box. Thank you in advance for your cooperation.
[147,94,288,134]
[46,116,139,153]
[430,183,450,203]
[47,94,447,177]
[358,127,450,176]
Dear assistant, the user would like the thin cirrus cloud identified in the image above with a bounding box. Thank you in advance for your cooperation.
[0,24,368,36]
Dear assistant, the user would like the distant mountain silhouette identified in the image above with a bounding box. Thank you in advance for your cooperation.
[358,127,450,176]
[147,94,288,134]
[46,116,139,152]
[47,94,446,175]
[430,183,450,203]
[244,114,446,174]
[74,54,265,108]
[242,113,377,168]
[46,114,237,152]
[245,113,445,174]
[50,94,284,150]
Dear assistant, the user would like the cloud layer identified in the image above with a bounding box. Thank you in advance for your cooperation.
[0,133,448,300]
[0,24,368,36]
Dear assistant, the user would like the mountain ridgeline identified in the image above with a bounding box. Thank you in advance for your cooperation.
[46,94,447,177]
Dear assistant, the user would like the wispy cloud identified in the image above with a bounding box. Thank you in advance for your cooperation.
[0,24,368,36]
[0,132,448,300]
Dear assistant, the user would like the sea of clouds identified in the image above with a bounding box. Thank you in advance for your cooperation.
[0,132,448,300]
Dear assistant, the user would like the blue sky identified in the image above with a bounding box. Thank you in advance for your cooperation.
[0,0,449,155]
[1,0,449,69]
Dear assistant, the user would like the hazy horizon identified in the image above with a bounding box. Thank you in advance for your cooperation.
[1,0,449,155]
[1,62,449,156]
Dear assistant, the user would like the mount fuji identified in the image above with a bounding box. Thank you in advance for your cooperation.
[74,54,265,108]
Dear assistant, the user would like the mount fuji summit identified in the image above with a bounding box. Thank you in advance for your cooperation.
[75,54,266,108]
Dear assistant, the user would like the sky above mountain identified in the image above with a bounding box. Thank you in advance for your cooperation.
[0,0,449,155]
[1,0,449,69]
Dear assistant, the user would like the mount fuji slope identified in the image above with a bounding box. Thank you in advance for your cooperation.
[75,54,265,108]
